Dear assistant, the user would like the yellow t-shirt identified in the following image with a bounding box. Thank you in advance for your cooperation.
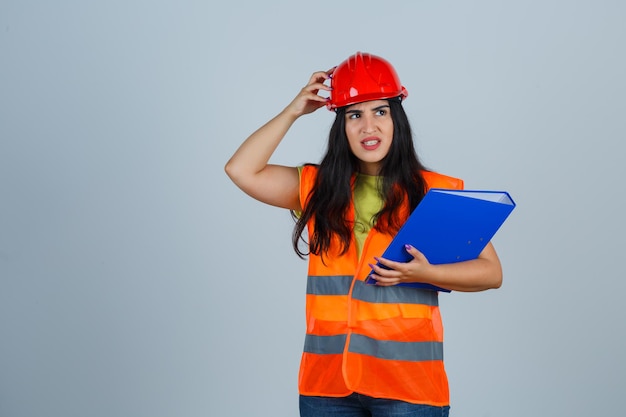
[353,173,384,257]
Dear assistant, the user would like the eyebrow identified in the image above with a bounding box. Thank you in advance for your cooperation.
[345,104,390,115]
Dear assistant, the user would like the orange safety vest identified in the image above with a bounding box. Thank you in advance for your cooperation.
[298,165,464,406]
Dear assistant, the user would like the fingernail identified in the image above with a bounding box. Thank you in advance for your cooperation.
[405,244,412,250]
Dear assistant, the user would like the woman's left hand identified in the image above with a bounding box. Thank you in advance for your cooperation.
[368,244,433,286]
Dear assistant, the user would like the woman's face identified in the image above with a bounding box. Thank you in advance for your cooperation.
[344,99,394,175]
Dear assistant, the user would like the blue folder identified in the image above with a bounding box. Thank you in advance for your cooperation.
[366,188,516,292]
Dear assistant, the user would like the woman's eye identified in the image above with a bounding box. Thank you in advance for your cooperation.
[376,109,386,116]
[348,113,360,119]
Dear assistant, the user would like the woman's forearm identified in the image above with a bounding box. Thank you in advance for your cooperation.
[371,242,503,292]
[426,257,502,292]
[224,107,298,185]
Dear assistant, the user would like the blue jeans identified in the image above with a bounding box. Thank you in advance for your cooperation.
[299,393,450,417]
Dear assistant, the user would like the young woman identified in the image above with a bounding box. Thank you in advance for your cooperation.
[225,52,502,417]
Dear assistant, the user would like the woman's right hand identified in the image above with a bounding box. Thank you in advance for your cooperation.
[284,69,334,117]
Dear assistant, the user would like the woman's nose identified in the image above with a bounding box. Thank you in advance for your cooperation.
[361,115,376,133]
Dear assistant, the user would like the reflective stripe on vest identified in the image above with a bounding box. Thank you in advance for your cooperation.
[304,334,346,354]
[308,275,439,306]
[306,275,352,295]
[349,334,444,361]
[305,333,443,362]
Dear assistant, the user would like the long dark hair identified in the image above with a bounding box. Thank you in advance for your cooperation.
[292,98,429,259]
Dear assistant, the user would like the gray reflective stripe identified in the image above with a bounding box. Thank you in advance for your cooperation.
[349,334,444,362]
[351,280,439,306]
[307,275,353,295]
[303,334,347,355]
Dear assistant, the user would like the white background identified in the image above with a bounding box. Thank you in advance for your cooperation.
[1,1,625,416]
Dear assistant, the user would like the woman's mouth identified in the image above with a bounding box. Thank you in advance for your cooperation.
[361,138,381,150]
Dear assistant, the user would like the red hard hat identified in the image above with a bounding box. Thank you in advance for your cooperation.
[327,52,408,110]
